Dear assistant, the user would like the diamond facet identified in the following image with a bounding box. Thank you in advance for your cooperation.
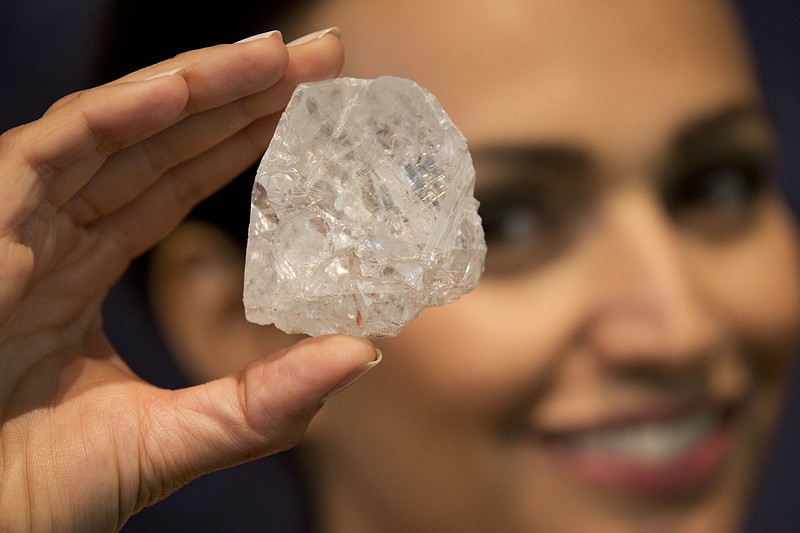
[243,76,486,337]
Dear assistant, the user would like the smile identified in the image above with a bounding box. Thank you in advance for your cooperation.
[532,403,735,497]
[562,406,718,463]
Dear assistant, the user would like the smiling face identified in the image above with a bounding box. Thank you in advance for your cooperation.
[150,1,800,532]
[291,1,800,532]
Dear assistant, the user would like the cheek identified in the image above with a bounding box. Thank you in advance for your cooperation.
[696,200,800,363]
[375,253,592,417]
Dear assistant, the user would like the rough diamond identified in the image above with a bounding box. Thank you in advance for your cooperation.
[243,76,486,337]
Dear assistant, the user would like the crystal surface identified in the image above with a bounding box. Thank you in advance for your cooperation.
[243,76,486,337]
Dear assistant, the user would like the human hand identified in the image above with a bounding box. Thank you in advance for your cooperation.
[0,29,379,532]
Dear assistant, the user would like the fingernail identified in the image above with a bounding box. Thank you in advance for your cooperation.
[236,29,283,43]
[320,348,382,404]
[288,26,341,47]
[145,67,185,81]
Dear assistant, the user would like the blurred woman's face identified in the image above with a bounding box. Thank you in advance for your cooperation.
[294,1,800,532]
[151,1,800,532]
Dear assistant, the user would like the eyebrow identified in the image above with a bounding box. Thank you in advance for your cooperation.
[471,144,593,199]
[470,104,774,199]
[668,104,775,172]
[660,105,776,187]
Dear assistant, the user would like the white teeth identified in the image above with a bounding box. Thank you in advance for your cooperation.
[564,408,718,465]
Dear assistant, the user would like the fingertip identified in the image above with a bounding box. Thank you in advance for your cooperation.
[286,29,345,82]
[285,334,381,404]
[236,29,284,44]
[295,333,378,362]
[239,334,380,427]
[287,26,341,47]
[319,341,382,404]
[286,334,381,387]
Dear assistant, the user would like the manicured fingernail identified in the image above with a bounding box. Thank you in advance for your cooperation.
[320,347,382,404]
[288,26,341,47]
[145,67,185,81]
[236,29,283,43]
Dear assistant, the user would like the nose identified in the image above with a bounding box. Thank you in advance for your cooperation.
[584,187,722,371]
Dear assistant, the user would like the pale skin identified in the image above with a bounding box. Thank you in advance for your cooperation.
[153,1,800,533]
[0,30,380,533]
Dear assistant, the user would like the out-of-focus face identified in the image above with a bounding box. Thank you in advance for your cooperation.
[293,1,800,532]
[151,1,800,532]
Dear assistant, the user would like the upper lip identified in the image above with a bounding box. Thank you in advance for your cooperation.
[527,396,736,440]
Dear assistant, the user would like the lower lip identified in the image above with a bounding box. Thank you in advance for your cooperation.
[533,414,733,498]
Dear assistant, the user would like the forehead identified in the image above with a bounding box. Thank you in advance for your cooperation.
[306,0,759,160]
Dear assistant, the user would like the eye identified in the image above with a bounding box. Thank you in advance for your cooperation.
[481,203,540,244]
[674,163,762,209]
[478,194,584,276]
[663,157,770,239]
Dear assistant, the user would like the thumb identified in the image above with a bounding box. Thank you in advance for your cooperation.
[136,334,380,506]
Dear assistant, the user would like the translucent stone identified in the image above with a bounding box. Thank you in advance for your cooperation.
[243,76,486,337]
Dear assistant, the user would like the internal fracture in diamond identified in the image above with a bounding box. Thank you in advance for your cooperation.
[243,76,486,337]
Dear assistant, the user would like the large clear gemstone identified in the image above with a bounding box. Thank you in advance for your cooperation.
[243,76,486,337]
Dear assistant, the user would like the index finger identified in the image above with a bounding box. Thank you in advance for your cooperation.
[122,31,290,115]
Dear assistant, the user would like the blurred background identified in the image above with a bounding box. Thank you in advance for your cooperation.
[1,1,798,531]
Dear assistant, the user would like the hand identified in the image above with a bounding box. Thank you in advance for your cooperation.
[0,30,378,532]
